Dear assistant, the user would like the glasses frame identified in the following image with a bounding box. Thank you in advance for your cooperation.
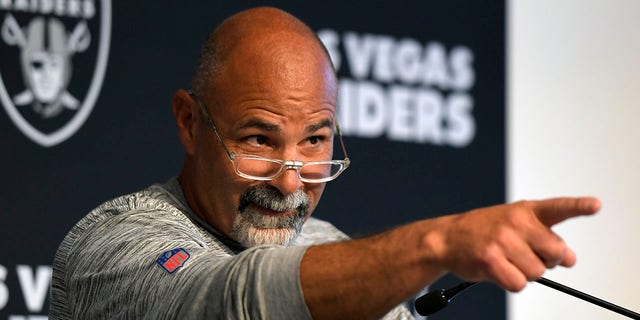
[189,91,350,183]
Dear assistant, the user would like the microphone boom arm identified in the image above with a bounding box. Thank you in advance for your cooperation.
[536,277,640,319]
[414,277,640,319]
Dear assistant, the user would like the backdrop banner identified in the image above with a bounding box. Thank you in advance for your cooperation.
[0,2,505,319]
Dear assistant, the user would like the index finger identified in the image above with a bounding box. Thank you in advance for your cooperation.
[529,197,601,226]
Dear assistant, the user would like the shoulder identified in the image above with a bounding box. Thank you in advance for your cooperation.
[54,182,217,269]
[71,184,192,238]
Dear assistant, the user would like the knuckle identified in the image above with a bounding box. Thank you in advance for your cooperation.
[544,259,558,269]
[545,237,567,264]
[499,273,527,292]
[527,264,546,281]
[514,200,533,211]
[510,279,527,292]
[505,211,530,232]
[495,226,512,244]
[504,204,534,229]
[478,243,501,270]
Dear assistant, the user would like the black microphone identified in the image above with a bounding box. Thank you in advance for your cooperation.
[414,277,640,319]
[413,281,477,316]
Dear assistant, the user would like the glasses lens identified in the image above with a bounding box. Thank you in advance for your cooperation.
[300,163,344,181]
[235,157,283,179]
[234,156,346,182]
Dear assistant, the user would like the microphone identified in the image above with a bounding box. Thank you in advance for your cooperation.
[413,281,477,316]
[414,277,640,319]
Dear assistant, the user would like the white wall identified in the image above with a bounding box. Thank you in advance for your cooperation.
[508,0,640,319]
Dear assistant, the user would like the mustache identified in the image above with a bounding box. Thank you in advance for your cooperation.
[238,185,309,213]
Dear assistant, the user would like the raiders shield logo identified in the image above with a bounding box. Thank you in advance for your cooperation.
[0,1,111,147]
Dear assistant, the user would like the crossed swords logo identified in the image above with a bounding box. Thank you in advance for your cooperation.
[1,13,91,118]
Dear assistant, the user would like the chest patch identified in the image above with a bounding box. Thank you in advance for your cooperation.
[156,248,190,274]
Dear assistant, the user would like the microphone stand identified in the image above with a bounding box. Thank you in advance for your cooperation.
[414,277,640,319]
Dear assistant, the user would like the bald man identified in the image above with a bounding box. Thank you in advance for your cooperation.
[49,7,600,320]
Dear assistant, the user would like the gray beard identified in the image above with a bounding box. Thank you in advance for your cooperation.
[232,185,309,248]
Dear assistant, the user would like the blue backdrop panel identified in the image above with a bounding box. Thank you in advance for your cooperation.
[0,1,504,319]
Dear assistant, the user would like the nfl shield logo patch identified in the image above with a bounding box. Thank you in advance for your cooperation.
[156,248,190,274]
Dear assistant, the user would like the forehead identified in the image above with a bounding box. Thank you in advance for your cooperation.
[208,31,338,123]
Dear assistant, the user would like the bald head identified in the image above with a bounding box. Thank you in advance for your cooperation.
[191,7,335,97]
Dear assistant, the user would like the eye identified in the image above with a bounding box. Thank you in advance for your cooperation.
[246,135,268,146]
[307,135,328,146]
[31,61,44,69]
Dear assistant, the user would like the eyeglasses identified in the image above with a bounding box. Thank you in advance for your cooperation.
[189,91,350,183]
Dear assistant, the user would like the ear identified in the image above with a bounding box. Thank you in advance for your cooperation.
[172,89,198,155]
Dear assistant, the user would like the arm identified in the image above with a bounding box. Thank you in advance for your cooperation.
[300,197,601,319]
[58,209,314,320]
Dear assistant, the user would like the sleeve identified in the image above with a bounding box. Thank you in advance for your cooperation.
[59,209,313,320]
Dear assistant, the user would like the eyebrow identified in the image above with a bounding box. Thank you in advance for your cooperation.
[305,119,334,134]
[237,119,281,132]
[237,118,334,134]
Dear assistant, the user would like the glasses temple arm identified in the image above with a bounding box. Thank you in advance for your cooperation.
[335,121,350,166]
[189,90,236,160]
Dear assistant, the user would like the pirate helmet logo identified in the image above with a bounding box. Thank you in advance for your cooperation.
[0,2,111,147]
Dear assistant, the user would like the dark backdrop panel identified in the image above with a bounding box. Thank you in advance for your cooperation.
[0,1,504,319]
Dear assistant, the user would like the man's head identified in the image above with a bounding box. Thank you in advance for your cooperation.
[173,7,340,248]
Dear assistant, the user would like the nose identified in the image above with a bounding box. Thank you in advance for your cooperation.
[267,160,304,195]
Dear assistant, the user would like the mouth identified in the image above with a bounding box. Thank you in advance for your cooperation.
[233,191,308,247]
[251,203,296,217]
